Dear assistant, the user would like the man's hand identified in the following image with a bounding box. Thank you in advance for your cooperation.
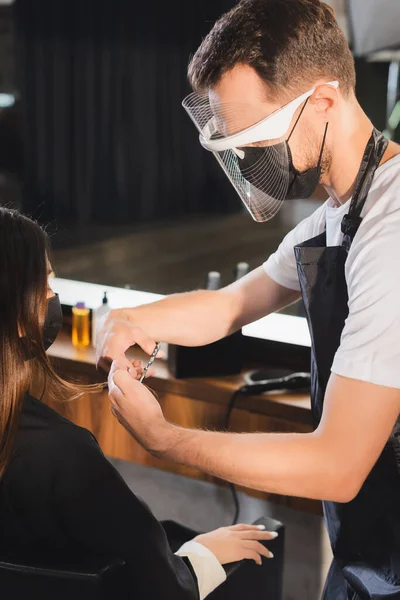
[97,310,164,373]
[108,360,172,453]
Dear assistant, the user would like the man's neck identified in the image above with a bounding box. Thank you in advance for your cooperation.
[321,101,400,206]
[322,103,374,206]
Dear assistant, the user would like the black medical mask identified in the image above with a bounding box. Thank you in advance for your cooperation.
[238,100,329,202]
[284,121,328,201]
[42,293,63,350]
[21,294,63,360]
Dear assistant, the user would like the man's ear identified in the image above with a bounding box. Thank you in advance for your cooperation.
[310,83,338,121]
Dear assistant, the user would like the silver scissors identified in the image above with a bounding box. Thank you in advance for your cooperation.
[139,342,161,383]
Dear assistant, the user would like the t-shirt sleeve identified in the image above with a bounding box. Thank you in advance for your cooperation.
[46,427,199,600]
[331,205,400,388]
[263,203,326,291]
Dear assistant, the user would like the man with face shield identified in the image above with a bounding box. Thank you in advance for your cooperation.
[99,1,400,597]
[183,73,334,222]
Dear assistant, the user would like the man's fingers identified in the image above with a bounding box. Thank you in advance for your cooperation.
[130,329,163,358]
[108,362,139,397]
[106,354,133,375]
[112,368,138,392]
[97,314,164,367]
[129,360,148,381]
[110,359,134,378]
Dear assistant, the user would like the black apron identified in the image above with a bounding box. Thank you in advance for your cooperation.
[294,129,400,599]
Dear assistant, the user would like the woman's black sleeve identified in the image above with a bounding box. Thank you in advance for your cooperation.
[46,425,200,600]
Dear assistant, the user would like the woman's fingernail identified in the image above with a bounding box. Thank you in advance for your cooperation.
[257,525,266,530]
[269,552,274,559]
[269,531,279,538]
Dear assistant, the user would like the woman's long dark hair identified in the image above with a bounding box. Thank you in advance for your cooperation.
[0,207,102,479]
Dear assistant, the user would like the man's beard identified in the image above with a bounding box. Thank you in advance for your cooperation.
[298,130,332,178]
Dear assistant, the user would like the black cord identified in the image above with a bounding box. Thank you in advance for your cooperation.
[229,483,241,526]
[224,388,247,525]
[224,373,311,525]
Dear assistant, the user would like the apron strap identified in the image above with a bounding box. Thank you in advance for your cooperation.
[341,129,389,252]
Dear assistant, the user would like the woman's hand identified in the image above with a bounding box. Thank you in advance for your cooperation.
[194,524,277,566]
[108,360,172,454]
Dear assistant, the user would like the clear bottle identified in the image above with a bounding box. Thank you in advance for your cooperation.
[72,302,90,348]
[205,271,221,290]
[234,262,250,281]
[91,291,110,348]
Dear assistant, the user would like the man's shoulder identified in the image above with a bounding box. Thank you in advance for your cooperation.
[347,157,400,281]
[365,154,400,217]
[376,153,400,190]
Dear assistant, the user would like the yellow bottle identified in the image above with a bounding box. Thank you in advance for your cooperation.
[72,302,90,348]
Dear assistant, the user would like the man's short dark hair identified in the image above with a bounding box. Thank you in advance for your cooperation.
[188,0,356,99]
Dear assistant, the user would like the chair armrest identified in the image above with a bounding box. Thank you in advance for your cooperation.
[0,554,127,600]
[0,555,126,581]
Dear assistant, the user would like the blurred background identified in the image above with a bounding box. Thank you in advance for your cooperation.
[0,0,398,299]
[0,4,399,598]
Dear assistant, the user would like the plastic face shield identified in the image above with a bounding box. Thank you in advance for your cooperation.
[182,81,339,222]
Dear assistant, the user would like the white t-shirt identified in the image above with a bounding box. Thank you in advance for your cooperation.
[263,155,400,389]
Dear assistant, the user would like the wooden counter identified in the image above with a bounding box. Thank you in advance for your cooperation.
[48,330,320,515]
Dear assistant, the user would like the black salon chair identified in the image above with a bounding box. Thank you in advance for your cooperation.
[164,516,285,600]
[0,517,284,600]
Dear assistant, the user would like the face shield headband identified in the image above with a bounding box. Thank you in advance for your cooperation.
[182,81,338,222]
